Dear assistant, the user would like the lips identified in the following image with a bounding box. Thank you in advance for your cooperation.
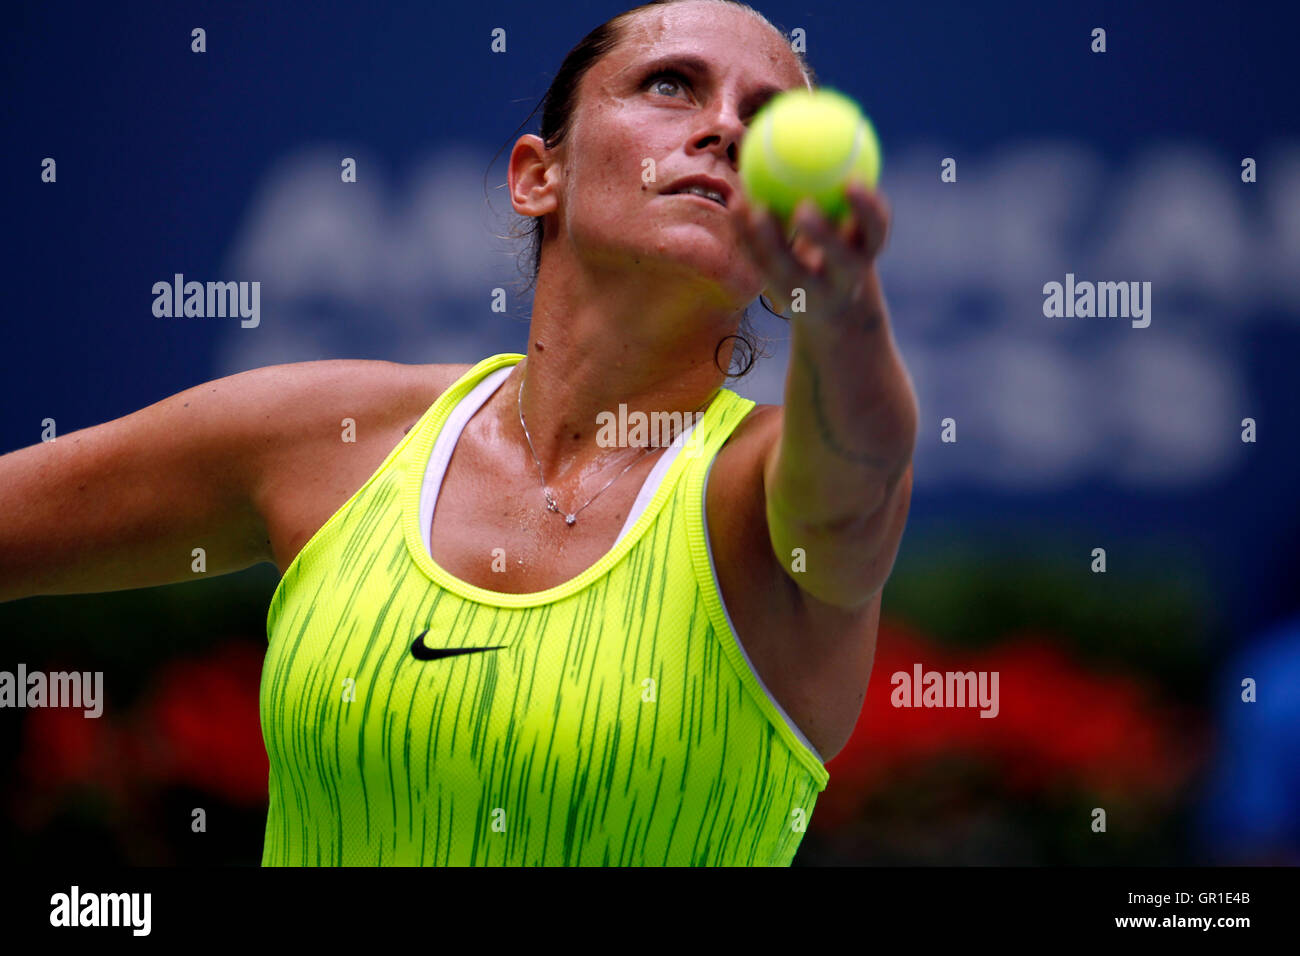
[668,190,726,209]
[660,175,733,208]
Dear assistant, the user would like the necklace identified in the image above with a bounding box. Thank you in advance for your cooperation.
[516,362,713,526]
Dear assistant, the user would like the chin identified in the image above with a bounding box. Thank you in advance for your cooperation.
[653,247,740,287]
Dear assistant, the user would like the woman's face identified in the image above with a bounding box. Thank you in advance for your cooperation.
[551,1,809,306]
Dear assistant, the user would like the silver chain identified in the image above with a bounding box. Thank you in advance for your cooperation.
[516,361,711,526]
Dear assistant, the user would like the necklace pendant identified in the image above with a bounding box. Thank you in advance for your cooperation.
[565,513,576,526]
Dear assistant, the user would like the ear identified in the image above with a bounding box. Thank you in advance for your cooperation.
[508,134,559,218]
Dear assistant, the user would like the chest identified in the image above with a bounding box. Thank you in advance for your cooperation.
[426,442,666,594]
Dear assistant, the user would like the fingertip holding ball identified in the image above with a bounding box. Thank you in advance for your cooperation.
[739,87,881,225]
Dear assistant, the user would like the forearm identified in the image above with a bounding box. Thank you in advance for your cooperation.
[764,269,917,603]
[770,264,916,516]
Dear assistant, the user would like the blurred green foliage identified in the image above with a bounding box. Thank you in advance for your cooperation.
[883,526,1217,701]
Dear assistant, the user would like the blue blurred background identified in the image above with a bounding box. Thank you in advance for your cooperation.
[2,0,1297,864]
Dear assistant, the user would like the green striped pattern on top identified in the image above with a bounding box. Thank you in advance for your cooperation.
[259,353,828,866]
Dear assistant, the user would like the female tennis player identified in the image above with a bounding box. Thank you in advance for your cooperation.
[0,0,916,865]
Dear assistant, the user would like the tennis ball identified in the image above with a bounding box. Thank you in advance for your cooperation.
[739,87,881,224]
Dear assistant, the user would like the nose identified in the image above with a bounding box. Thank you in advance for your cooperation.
[688,101,746,167]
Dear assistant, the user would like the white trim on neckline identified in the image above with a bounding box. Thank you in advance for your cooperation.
[418,365,698,561]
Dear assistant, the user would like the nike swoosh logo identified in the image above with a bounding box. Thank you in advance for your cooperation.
[410,629,506,661]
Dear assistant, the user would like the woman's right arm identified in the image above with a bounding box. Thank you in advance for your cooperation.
[0,366,288,603]
[0,359,456,604]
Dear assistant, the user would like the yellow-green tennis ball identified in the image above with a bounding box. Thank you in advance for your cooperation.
[739,87,881,224]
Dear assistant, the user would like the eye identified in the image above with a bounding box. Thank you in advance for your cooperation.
[646,68,690,98]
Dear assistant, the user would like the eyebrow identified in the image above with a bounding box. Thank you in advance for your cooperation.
[636,52,789,116]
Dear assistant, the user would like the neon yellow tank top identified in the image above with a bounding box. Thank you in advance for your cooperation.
[259,353,829,865]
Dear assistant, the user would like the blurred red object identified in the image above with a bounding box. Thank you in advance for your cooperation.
[139,640,269,805]
[817,619,1200,827]
[18,695,128,795]
[17,640,268,812]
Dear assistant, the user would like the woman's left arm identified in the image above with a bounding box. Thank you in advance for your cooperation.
[736,183,918,610]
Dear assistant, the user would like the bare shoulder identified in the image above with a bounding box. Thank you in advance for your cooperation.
[225,358,468,422]
[708,400,783,508]
[716,401,783,465]
[235,358,472,573]
[219,358,470,476]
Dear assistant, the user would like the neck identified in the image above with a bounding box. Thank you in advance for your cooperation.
[494,249,748,478]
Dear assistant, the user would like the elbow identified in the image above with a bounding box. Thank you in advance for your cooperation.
[767,464,914,610]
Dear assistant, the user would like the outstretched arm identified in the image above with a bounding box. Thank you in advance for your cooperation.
[735,182,917,609]
[0,372,272,603]
[0,359,436,604]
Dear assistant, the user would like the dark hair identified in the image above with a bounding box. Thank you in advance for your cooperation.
[484,0,816,379]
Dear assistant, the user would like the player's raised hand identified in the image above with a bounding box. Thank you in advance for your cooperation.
[732,181,890,324]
